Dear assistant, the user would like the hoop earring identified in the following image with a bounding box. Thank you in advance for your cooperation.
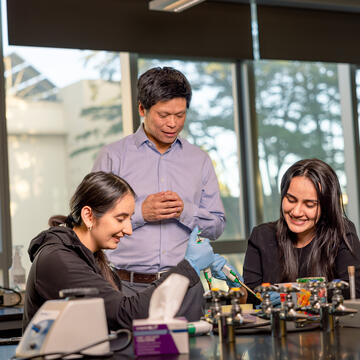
[88,225,93,231]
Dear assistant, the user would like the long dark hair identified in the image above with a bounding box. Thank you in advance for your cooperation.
[49,171,135,289]
[277,158,349,282]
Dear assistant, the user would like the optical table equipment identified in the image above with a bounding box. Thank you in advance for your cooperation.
[255,279,357,337]
[15,288,110,358]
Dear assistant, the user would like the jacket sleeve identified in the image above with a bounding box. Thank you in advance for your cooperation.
[178,155,226,240]
[243,226,264,291]
[35,247,198,330]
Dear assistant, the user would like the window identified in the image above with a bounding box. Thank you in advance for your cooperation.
[255,60,346,222]
[3,44,123,278]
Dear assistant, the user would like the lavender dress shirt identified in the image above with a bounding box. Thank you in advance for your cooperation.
[92,125,226,273]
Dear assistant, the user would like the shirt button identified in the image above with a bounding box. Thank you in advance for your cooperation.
[162,251,165,254]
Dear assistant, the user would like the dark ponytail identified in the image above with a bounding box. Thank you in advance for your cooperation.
[48,214,75,228]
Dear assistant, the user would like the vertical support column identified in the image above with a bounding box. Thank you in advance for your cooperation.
[233,60,263,238]
[0,3,13,286]
[232,62,246,239]
[338,64,360,232]
[120,52,140,136]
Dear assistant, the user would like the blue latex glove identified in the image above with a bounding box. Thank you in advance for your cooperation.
[269,291,281,307]
[185,226,215,276]
[210,253,244,288]
[255,291,281,309]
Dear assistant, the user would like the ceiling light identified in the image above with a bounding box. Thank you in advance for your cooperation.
[149,0,206,13]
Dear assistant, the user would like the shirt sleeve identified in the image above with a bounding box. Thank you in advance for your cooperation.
[178,155,225,240]
[92,146,145,230]
[243,227,264,291]
[334,221,360,298]
[35,247,198,331]
[92,147,113,172]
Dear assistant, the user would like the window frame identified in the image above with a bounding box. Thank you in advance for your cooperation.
[2,53,360,280]
[0,3,12,287]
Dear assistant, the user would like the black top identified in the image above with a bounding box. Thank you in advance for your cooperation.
[243,220,360,298]
[23,226,199,330]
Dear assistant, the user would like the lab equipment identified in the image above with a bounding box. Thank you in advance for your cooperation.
[209,254,261,304]
[204,268,212,289]
[210,254,238,285]
[0,286,22,307]
[188,320,213,335]
[268,291,281,307]
[296,277,327,306]
[320,280,357,332]
[204,287,248,343]
[15,288,110,358]
[196,229,203,243]
[339,299,360,327]
[256,283,310,338]
[9,246,26,291]
[255,279,358,338]
[348,265,356,300]
[222,264,262,303]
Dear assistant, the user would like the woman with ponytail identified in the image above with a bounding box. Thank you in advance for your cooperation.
[23,171,215,330]
[243,158,360,302]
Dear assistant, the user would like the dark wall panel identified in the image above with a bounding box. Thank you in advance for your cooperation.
[7,0,253,60]
[258,5,360,64]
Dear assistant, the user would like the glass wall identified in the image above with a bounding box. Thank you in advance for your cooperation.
[1,6,357,284]
[4,44,123,277]
[138,58,243,241]
[255,60,346,222]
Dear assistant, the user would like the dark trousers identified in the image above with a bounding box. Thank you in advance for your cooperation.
[120,278,205,322]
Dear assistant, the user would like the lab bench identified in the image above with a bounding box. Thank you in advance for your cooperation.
[0,307,23,338]
[2,326,360,359]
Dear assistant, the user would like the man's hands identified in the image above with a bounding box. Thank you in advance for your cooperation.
[142,191,184,222]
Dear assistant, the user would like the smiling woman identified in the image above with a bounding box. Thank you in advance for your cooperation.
[281,175,321,248]
[73,193,135,253]
[243,158,360,303]
[23,171,216,331]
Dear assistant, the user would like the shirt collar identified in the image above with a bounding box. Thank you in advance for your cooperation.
[133,123,183,150]
[133,124,149,148]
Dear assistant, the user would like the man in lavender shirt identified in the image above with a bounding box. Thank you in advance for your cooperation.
[92,67,225,320]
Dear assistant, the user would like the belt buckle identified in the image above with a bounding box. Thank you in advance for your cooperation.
[156,270,167,280]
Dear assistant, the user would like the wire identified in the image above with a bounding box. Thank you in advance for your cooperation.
[108,328,133,353]
[0,286,22,307]
[11,328,132,359]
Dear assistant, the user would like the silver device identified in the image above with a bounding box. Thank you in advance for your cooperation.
[16,288,109,358]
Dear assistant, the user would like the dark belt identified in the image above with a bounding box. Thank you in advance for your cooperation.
[116,269,168,284]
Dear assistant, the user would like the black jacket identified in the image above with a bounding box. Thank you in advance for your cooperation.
[243,220,360,299]
[23,226,199,330]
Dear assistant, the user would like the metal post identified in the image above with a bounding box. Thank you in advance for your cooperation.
[337,63,360,232]
[0,1,13,286]
[120,52,140,135]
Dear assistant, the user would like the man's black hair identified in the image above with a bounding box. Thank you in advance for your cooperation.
[137,67,192,110]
